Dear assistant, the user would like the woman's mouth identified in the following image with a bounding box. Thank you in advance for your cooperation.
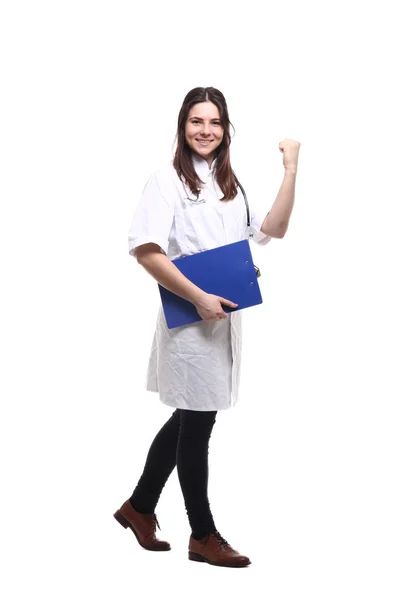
[196,139,212,145]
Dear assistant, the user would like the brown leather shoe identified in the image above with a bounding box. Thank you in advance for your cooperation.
[113,499,171,551]
[188,531,251,567]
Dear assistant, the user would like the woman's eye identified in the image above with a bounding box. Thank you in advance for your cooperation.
[190,120,220,125]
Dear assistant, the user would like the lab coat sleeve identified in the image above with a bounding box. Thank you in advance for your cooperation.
[128,171,175,258]
[249,207,272,246]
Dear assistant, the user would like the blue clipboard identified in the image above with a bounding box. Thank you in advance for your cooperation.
[158,239,262,329]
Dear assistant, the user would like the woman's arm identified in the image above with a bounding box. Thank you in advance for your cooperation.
[136,244,238,321]
[136,243,207,305]
[260,169,297,238]
[260,138,301,238]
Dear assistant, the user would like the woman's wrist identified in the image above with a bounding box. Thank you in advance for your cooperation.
[189,288,208,306]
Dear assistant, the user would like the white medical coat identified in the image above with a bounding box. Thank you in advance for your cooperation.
[128,153,271,411]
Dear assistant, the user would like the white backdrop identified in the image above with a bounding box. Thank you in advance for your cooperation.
[1,1,399,598]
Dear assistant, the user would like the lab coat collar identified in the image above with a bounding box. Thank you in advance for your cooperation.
[191,152,217,179]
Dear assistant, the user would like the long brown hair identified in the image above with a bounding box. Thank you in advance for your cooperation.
[173,87,239,202]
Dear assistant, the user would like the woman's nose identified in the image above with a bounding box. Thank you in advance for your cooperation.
[200,123,211,136]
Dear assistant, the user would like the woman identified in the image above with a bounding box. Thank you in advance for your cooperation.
[114,87,300,568]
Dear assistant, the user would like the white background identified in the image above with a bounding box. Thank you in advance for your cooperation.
[1,0,399,598]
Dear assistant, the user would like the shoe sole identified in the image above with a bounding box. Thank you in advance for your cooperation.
[188,551,251,567]
[113,509,171,552]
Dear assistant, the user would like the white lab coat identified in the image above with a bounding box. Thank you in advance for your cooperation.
[128,153,271,411]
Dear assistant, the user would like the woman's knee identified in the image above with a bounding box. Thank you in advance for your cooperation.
[179,409,217,435]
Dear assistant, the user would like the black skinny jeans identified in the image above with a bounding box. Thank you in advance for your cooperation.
[129,408,217,538]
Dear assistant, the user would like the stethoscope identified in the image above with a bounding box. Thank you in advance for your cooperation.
[181,178,250,229]
[181,178,261,278]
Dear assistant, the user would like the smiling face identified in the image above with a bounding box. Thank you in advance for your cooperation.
[185,101,224,167]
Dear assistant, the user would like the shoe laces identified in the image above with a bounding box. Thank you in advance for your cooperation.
[152,514,161,531]
[214,531,229,548]
[199,531,229,548]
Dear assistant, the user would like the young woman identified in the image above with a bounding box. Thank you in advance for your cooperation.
[114,87,300,568]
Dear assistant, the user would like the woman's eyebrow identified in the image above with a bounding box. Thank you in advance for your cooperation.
[189,116,221,121]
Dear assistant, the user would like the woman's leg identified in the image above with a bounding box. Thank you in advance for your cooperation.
[176,409,218,539]
[129,409,181,513]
